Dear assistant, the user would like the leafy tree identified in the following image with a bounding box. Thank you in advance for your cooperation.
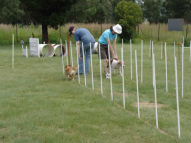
[115,0,143,40]
[165,0,191,22]
[142,0,163,24]
[0,0,24,42]
[20,0,77,43]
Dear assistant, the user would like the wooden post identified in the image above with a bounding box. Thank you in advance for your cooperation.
[178,42,181,62]
[67,32,70,65]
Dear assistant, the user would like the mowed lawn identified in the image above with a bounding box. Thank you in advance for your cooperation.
[0,42,191,142]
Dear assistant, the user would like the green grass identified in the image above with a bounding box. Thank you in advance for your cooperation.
[0,42,191,142]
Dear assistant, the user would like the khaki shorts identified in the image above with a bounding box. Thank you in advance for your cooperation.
[98,44,112,60]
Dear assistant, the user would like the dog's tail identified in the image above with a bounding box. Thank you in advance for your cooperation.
[72,65,79,70]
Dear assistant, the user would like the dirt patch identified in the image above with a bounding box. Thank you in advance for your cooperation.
[133,102,167,108]
[114,92,135,97]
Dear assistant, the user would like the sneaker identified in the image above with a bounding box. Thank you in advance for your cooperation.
[105,73,110,79]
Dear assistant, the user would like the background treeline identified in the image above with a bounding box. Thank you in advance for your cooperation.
[0,0,191,44]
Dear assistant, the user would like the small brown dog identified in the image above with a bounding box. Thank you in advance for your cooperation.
[65,65,78,80]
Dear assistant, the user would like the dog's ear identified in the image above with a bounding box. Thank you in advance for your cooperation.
[118,61,122,65]
[65,65,68,68]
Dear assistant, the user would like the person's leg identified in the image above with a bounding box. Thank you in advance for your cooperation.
[78,44,83,74]
[84,43,94,75]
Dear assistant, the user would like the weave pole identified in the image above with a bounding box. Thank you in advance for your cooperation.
[165,42,168,92]
[121,42,125,109]
[149,40,151,57]
[161,41,162,59]
[82,42,86,86]
[181,44,184,97]
[190,41,191,62]
[60,39,64,75]
[135,50,140,118]
[67,32,70,65]
[12,34,14,69]
[141,40,143,83]
[65,40,68,65]
[108,45,113,101]
[174,41,176,57]
[90,43,94,90]
[130,39,132,80]
[174,57,181,139]
[76,42,80,84]
[153,53,158,128]
[70,41,73,67]
[99,44,103,95]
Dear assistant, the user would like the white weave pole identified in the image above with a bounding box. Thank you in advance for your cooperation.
[60,39,64,75]
[182,44,184,97]
[174,56,181,139]
[121,44,125,109]
[174,41,176,57]
[153,53,158,128]
[108,45,113,100]
[65,40,68,65]
[76,42,80,84]
[190,41,191,62]
[152,42,154,88]
[149,40,151,57]
[141,40,143,83]
[161,41,162,59]
[165,42,168,92]
[12,34,14,69]
[70,41,73,67]
[152,41,154,56]
[90,43,94,90]
[135,50,140,118]
[130,39,132,80]
[99,44,103,95]
[183,36,184,45]
[26,46,28,58]
[82,42,86,86]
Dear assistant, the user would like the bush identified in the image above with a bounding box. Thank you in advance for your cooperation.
[115,0,142,41]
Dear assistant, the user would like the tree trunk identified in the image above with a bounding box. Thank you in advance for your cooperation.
[16,24,18,43]
[158,23,160,41]
[42,24,48,44]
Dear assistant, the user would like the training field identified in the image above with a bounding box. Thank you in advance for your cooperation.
[0,42,191,142]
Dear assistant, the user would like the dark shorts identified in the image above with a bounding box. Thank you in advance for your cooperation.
[98,43,112,60]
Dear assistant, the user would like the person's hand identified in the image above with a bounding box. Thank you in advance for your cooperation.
[113,55,118,60]
[78,55,82,60]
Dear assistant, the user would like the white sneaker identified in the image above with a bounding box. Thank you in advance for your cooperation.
[105,73,110,79]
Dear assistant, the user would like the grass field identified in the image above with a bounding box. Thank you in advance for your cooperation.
[0,22,190,45]
[0,41,191,142]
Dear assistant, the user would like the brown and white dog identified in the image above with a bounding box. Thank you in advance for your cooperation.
[108,59,125,76]
[65,65,78,80]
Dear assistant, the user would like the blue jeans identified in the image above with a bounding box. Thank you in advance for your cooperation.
[78,42,94,75]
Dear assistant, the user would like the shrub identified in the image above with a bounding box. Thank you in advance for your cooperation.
[115,0,142,41]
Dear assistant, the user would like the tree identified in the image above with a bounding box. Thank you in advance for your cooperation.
[142,0,163,24]
[165,0,191,22]
[20,0,77,43]
[115,0,143,40]
[0,0,25,42]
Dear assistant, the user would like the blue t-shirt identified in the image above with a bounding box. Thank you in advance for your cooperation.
[98,29,117,45]
[74,28,95,44]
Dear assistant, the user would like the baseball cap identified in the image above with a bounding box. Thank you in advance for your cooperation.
[69,26,75,36]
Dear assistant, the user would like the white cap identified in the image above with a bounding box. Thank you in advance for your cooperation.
[113,24,122,34]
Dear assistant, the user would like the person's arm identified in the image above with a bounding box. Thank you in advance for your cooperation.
[113,39,118,60]
[106,38,117,59]
[76,41,82,60]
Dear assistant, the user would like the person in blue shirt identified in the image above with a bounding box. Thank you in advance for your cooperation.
[69,26,95,75]
[98,24,122,78]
